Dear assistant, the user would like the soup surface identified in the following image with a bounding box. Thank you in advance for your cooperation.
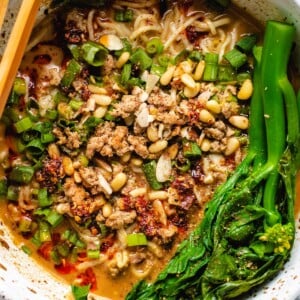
[0,0,262,299]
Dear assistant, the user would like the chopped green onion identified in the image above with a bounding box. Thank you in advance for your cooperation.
[38,188,53,207]
[51,249,62,265]
[142,160,163,190]
[39,221,52,242]
[188,50,202,62]
[41,133,56,144]
[236,72,251,84]
[9,166,35,184]
[0,179,8,196]
[15,117,33,133]
[236,34,258,53]
[183,140,202,159]
[114,9,134,22]
[31,231,42,247]
[157,54,170,67]
[174,49,189,65]
[71,285,90,300]
[68,44,81,60]
[45,109,58,120]
[61,59,82,88]
[130,48,153,71]
[26,99,40,122]
[69,99,83,111]
[150,64,166,76]
[224,48,247,69]
[56,243,70,258]
[7,185,19,201]
[62,229,71,241]
[146,37,164,55]
[81,41,108,67]
[13,77,26,95]
[175,157,191,172]
[8,91,20,106]
[21,244,32,255]
[18,217,32,233]
[87,249,100,259]
[46,210,64,227]
[121,63,132,84]
[126,233,148,246]
[26,139,45,156]
[203,53,219,81]
[218,64,236,83]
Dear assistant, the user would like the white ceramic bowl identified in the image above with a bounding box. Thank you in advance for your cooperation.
[1,1,300,299]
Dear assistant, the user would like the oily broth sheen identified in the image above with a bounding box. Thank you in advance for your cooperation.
[0,2,275,300]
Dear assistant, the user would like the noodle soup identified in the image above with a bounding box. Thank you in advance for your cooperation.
[0,0,265,298]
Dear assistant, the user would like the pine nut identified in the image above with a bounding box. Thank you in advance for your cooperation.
[121,152,131,163]
[93,106,107,118]
[225,137,240,156]
[62,156,74,176]
[90,94,112,106]
[149,140,168,154]
[160,65,176,86]
[193,60,205,81]
[129,187,147,197]
[130,158,143,167]
[178,60,193,74]
[48,143,60,159]
[183,82,200,98]
[88,84,107,94]
[165,144,179,160]
[147,125,159,142]
[116,51,130,68]
[181,73,196,88]
[229,115,249,130]
[148,191,169,200]
[102,203,112,218]
[73,171,82,183]
[110,172,128,192]
[237,79,253,100]
[153,200,167,225]
[200,139,211,152]
[199,109,215,124]
[206,100,221,114]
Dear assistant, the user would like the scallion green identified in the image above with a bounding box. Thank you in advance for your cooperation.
[61,59,82,88]
[9,166,35,184]
[127,233,148,246]
[81,41,108,67]
[203,53,219,81]
[15,117,33,133]
[224,48,247,69]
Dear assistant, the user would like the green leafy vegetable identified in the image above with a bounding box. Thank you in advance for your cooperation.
[71,284,90,300]
[126,20,299,300]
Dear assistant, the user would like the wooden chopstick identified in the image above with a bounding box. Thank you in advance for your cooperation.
[0,0,9,30]
[0,0,41,117]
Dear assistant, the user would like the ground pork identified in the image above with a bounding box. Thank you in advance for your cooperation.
[86,122,131,158]
[105,210,137,229]
[79,166,112,195]
[128,135,149,158]
[53,127,82,150]
[111,94,141,118]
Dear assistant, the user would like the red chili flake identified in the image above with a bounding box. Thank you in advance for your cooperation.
[100,234,115,253]
[135,197,160,237]
[186,25,207,44]
[55,259,76,274]
[76,267,97,291]
[38,242,53,260]
[33,54,51,65]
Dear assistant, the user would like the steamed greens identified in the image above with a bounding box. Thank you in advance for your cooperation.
[126,20,300,300]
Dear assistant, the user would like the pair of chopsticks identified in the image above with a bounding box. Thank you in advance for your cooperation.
[0,0,41,117]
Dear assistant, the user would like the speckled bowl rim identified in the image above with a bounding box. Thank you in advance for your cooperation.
[1,1,300,299]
